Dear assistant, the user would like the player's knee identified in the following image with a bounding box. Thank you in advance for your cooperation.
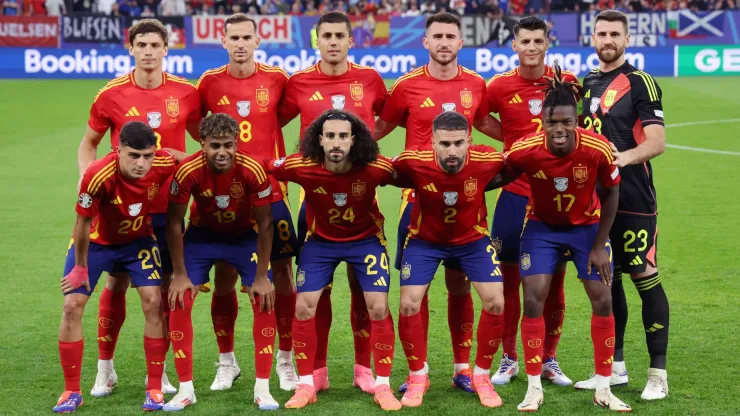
[365,299,389,321]
[481,296,504,315]
[590,290,612,317]
[399,297,421,317]
[140,290,163,318]
[294,296,317,321]
[62,296,86,321]
[271,260,294,295]
[522,293,545,318]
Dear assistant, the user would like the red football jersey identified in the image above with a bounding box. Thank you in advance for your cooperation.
[278,62,388,138]
[486,66,580,196]
[169,150,272,235]
[380,65,489,150]
[392,145,504,246]
[76,150,176,245]
[88,71,202,214]
[505,128,621,226]
[267,154,395,243]
[196,63,289,203]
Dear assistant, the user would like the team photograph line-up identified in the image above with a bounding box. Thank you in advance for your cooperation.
[22,7,711,415]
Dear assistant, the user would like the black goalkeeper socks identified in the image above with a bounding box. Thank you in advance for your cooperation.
[611,271,628,362]
[634,272,670,369]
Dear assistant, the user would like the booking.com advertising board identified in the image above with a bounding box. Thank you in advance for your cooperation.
[0,46,679,79]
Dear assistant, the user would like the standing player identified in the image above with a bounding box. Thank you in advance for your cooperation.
[485,16,580,386]
[392,112,506,408]
[375,12,502,393]
[268,110,402,411]
[575,10,669,400]
[195,13,299,391]
[55,122,175,413]
[489,68,630,412]
[162,114,279,411]
[278,11,389,394]
[78,18,201,396]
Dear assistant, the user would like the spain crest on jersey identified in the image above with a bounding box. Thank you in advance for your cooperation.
[443,191,458,206]
[492,238,503,254]
[573,166,588,183]
[460,90,473,109]
[521,253,531,270]
[147,112,161,128]
[603,89,617,108]
[296,270,305,287]
[147,184,159,200]
[237,101,250,117]
[215,195,230,209]
[230,181,244,198]
[333,193,347,207]
[401,263,411,280]
[256,89,269,106]
[128,203,142,217]
[350,83,364,101]
[464,178,477,196]
[165,99,179,117]
[352,181,366,197]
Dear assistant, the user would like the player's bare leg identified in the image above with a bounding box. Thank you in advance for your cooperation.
[210,264,242,391]
[364,291,402,410]
[541,262,572,386]
[272,257,299,391]
[398,283,431,407]
[445,268,475,393]
[56,293,90,413]
[91,273,128,397]
[348,266,375,394]
[137,285,168,411]
[286,290,323,409]
[469,281,505,408]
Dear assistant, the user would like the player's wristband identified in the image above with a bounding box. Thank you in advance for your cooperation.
[64,265,89,289]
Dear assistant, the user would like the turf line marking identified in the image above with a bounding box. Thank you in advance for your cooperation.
[665,118,740,155]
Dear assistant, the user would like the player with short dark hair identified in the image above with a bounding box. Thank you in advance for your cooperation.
[376,11,503,394]
[485,15,580,386]
[80,17,202,397]
[55,122,177,413]
[575,9,669,401]
[278,10,390,394]
[195,12,300,391]
[268,110,402,411]
[392,111,506,408]
[489,67,630,412]
[162,113,278,411]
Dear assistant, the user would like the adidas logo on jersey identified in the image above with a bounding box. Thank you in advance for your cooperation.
[373,277,388,287]
[509,94,523,104]
[422,183,437,192]
[217,96,231,105]
[258,345,273,355]
[629,256,644,266]
[126,107,140,116]
[110,196,122,205]
[420,97,435,108]
[201,189,213,197]
[309,91,324,101]
[313,187,327,194]
[533,170,547,179]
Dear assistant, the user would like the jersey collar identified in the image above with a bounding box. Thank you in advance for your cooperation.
[423,64,463,79]
[129,69,166,89]
[315,60,352,76]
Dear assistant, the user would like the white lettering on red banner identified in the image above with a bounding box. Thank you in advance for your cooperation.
[193,15,291,45]
[0,16,59,47]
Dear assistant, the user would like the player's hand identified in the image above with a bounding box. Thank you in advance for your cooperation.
[250,276,275,313]
[168,274,195,310]
[609,142,632,167]
[588,247,613,286]
[61,265,90,294]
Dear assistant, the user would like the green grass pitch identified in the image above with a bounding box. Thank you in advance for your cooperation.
[0,77,739,415]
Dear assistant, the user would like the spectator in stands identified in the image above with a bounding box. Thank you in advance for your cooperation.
[305,0,317,14]
[547,20,559,46]
[159,0,186,15]
[2,0,21,15]
[403,0,420,15]
[450,0,465,13]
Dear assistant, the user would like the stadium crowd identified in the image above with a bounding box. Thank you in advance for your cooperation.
[3,0,738,18]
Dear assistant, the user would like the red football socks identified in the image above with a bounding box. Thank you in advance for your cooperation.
[314,290,332,369]
[292,316,317,377]
[521,315,545,376]
[420,293,430,363]
[371,314,395,377]
[398,312,425,372]
[97,287,126,360]
[275,292,296,352]
[59,340,83,392]
[543,268,566,358]
[144,336,167,390]
[474,309,505,370]
[351,293,372,368]
[169,289,195,382]
[160,291,171,353]
[501,263,521,360]
[448,292,475,364]
[211,290,238,354]
[592,314,616,377]
[251,296,277,379]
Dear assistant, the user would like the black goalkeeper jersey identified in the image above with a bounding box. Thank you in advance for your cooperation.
[581,62,664,217]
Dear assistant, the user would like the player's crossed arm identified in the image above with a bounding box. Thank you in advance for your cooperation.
[484,164,522,192]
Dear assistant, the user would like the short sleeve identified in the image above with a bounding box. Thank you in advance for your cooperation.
[278,77,300,123]
[264,155,298,183]
[247,162,273,208]
[379,80,407,124]
[88,90,111,134]
[76,169,103,218]
[474,78,489,121]
[372,71,390,116]
[187,88,202,123]
[196,73,211,117]
[630,72,664,127]
[598,152,621,189]
[486,77,500,114]
[169,163,196,205]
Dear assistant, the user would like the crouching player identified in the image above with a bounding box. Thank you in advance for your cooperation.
[163,113,278,411]
[391,111,506,408]
[55,121,176,413]
[488,66,631,412]
[267,110,402,411]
